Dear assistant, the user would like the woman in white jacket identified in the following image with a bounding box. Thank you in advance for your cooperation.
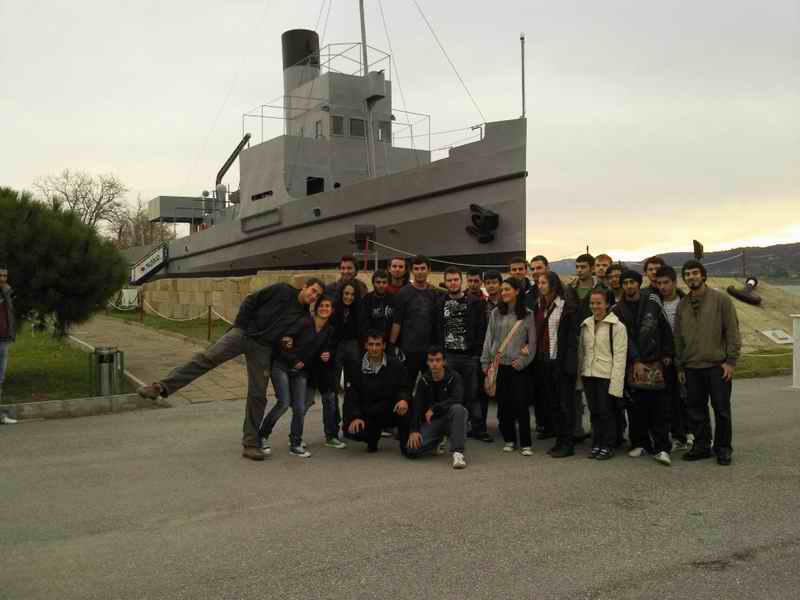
[578,289,628,460]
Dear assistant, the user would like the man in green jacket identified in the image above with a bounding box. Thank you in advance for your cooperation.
[674,260,741,465]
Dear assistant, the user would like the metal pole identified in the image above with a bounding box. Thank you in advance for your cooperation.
[520,33,526,118]
[359,0,369,77]
[792,314,800,390]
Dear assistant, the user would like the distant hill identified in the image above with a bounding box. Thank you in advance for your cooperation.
[549,242,800,281]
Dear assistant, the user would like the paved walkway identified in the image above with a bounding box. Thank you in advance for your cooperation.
[70,316,262,404]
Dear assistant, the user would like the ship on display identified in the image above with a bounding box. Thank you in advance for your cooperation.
[135,12,527,282]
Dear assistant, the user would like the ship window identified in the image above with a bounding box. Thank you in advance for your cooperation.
[314,120,323,139]
[251,190,273,201]
[307,176,324,196]
[377,121,390,142]
[349,118,365,138]
[331,115,344,136]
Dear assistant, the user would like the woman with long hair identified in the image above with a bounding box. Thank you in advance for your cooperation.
[534,272,580,457]
[481,278,537,455]
[332,281,362,387]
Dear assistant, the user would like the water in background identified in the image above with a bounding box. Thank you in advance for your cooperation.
[780,286,800,297]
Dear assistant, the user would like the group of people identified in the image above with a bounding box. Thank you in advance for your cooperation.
[137,251,742,470]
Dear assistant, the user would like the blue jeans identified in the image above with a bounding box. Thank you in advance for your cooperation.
[260,362,308,447]
[305,391,341,440]
[0,341,9,412]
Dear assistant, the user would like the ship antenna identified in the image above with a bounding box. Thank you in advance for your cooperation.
[359,0,377,177]
[520,33,526,118]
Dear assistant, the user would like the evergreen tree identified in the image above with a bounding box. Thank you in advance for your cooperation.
[0,187,128,336]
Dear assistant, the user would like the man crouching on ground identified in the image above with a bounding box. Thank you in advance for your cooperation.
[406,347,468,469]
[343,331,411,453]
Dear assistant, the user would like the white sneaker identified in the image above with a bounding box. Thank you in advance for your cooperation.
[503,443,515,452]
[521,447,533,457]
[671,439,691,452]
[654,451,672,466]
[0,415,17,424]
[324,437,347,449]
[261,441,272,455]
[289,445,312,458]
[628,447,647,458]
[452,452,467,469]
[686,433,695,447]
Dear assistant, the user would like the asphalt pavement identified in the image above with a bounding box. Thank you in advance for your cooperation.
[1,377,799,599]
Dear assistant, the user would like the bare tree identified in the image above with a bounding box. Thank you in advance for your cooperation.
[107,195,175,248]
[34,169,128,229]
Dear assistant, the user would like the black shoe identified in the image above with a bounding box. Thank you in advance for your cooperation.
[550,447,575,458]
[682,448,712,461]
[546,445,559,455]
[475,432,495,443]
[587,446,600,459]
[573,433,591,444]
[716,451,732,466]
[595,448,614,461]
[536,431,556,440]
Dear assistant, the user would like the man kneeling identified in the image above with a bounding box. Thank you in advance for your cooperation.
[343,331,411,453]
[406,347,468,469]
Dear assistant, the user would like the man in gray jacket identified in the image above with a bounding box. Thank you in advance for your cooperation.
[0,265,18,424]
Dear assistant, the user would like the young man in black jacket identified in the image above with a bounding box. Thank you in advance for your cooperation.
[138,277,324,461]
[405,347,468,469]
[343,331,411,453]
[435,267,489,441]
[359,270,395,344]
[613,270,674,466]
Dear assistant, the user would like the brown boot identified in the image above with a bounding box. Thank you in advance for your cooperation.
[137,382,164,399]
[241,446,266,461]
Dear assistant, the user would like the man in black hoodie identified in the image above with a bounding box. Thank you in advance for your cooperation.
[406,347,468,469]
[613,270,674,466]
[359,270,395,343]
[343,331,411,453]
[138,277,324,461]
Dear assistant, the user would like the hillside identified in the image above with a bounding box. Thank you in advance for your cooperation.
[550,242,800,280]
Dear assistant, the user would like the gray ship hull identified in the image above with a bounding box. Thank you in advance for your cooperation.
[161,118,526,276]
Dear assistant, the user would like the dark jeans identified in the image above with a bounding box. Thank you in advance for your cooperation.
[160,327,271,448]
[665,364,690,441]
[496,365,531,447]
[344,410,410,453]
[627,388,671,454]
[583,377,617,450]
[406,404,469,457]
[542,363,577,450]
[531,357,556,434]
[685,366,733,454]
[334,339,361,387]
[445,352,483,435]
[305,391,341,440]
[260,362,308,446]
[403,351,428,393]
[476,369,490,434]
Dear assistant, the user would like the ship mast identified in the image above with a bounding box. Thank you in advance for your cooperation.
[359,0,376,177]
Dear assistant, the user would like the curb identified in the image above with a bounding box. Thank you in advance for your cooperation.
[2,393,164,421]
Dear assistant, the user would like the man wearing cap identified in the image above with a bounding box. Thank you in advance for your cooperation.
[613,270,674,465]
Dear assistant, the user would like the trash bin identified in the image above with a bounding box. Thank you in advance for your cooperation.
[89,347,125,396]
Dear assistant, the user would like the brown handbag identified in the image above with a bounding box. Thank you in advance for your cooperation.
[484,320,525,397]
[626,360,666,391]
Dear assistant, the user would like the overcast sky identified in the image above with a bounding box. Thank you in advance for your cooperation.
[1,0,798,260]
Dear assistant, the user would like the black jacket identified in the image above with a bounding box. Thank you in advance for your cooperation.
[612,290,674,364]
[342,353,410,425]
[233,283,309,347]
[0,285,16,342]
[276,315,336,372]
[358,291,395,342]
[434,294,487,356]
[410,368,464,432]
[519,278,539,310]
[554,303,580,378]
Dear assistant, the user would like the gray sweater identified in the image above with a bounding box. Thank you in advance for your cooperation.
[480,307,536,370]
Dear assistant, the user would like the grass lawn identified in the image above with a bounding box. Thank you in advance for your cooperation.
[2,324,95,403]
[736,348,793,379]
[103,308,230,344]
